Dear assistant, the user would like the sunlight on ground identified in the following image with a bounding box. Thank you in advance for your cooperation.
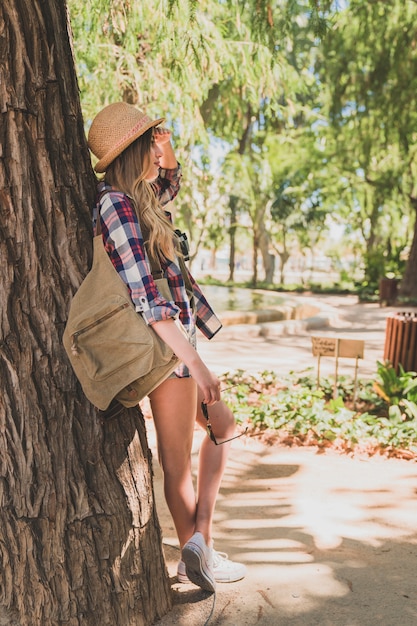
[152,427,417,623]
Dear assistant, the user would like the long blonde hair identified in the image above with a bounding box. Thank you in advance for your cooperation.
[105,128,176,261]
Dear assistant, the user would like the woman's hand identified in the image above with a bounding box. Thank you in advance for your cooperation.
[151,319,221,405]
[187,362,221,406]
[154,127,177,168]
[154,127,172,145]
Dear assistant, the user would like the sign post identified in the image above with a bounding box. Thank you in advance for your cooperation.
[311,337,365,403]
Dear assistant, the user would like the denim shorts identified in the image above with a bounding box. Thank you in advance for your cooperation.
[167,371,191,379]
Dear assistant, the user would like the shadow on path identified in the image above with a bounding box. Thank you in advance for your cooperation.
[154,436,417,626]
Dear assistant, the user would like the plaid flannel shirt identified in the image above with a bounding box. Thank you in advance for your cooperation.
[95,165,222,377]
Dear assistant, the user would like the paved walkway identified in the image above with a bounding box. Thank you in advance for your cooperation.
[198,293,407,379]
[150,294,417,626]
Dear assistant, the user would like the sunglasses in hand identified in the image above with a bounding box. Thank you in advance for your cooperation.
[201,400,248,446]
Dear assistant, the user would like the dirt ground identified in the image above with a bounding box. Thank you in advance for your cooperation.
[147,295,417,626]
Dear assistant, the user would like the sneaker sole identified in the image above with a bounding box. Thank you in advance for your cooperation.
[181,545,216,592]
[177,571,191,584]
[178,572,245,584]
[214,572,246,583]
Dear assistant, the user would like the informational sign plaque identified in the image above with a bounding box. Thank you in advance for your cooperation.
[311,337,365,402]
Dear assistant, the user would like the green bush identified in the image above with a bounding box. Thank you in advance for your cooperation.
[220,365,417,458]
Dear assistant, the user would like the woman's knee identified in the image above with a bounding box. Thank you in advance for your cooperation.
[155,440,193,478]
[158,453,192,487]
[197,399,236,438]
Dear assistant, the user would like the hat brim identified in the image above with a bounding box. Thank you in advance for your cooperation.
[94,117,165,173]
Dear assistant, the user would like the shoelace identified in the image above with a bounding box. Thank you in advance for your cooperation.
[202,550,235,624]
[203,550,219,625]
[212,550,229,568]
[182,549,226,625]
[203,591,216,626]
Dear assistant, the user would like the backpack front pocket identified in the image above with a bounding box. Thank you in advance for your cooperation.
[70,295,153,382]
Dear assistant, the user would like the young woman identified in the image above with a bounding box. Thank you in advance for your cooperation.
[87,102,246,592]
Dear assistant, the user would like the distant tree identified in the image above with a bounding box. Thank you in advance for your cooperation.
[319,0,417,296]
[270,182,299,284]
[69,0,336,282]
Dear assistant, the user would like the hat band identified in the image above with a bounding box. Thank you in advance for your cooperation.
[112,115,154,154]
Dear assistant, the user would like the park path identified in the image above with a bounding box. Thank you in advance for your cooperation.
[149,294,417,626]
[198,293,400,379]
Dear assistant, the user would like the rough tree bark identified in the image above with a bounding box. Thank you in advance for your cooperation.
[0,1,172,624]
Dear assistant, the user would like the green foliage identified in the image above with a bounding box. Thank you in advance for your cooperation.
[317,0,417,291]
[220,366,417,457]
[68,0,309,136]
[68,0,417,296]
[373,361,417,418]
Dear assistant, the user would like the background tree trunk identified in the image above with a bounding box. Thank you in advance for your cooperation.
[0,1,171,624]
[259,227,275,284]
[400,201,417,299]
[251,233,259,287]
[228,196,238,282]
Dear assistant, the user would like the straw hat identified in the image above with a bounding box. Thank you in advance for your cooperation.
[88,102,164,173]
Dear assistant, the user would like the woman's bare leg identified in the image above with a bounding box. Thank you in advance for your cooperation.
[149,376,198,547]
[150,376,238,550]
[194,391,236,546]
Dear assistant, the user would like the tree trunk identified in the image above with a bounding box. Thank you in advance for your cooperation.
[228,196,238,282]
[278,251,290,285]
[400,201,417,300]
[258,227,275,284]
[0,2,171,624]
[271,233,290,285]
[251,233,259,287]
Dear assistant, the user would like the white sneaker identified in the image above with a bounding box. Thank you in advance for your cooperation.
[181,531,216,592]
[178,548,246,584]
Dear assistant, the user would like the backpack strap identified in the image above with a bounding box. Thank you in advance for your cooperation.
[141,222,196,313]
[138,220,165,281]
